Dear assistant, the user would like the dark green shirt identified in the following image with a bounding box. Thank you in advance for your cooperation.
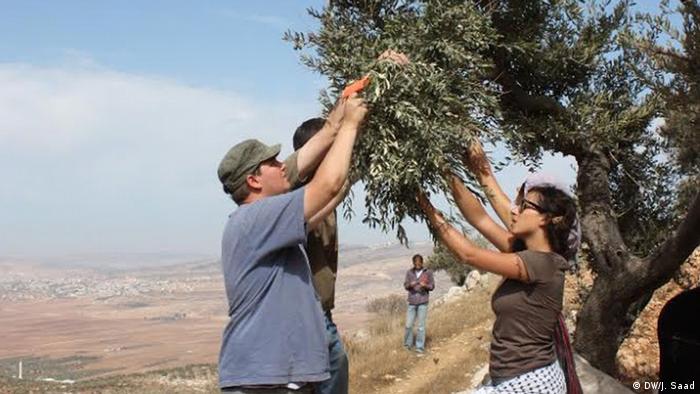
[285,152,339,312]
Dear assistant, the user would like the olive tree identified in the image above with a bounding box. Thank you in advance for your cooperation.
[285,0,500,241]
[287,0,700,375]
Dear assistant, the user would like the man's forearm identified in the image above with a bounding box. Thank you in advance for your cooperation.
[316,124,358,189]
[308,179,351,225]
[305,123,360,229]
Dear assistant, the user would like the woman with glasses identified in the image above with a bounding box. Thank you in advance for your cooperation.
[417,141,580,394]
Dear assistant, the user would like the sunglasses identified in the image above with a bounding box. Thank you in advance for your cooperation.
[517,198,547,213]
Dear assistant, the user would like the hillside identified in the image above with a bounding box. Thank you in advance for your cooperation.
[0,242,445,391]
[2,247,696,393]
[0,280,495,394]
[0,272,626,394]
[345,277,497,394]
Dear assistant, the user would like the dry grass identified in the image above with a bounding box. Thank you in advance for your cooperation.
[0,364,219,394]
[366,293,407,315]
[346,282,496,394]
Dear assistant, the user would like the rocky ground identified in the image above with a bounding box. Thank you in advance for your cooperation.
[616,249,700,387]
[562,248,700,392]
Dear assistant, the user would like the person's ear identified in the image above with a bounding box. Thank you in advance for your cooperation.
[246,174,263,192]
[550,216,564,227]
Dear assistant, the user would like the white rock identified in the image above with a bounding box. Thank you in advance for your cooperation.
[465,270,481,291]
[575,353,634,393]
[480,272,491,287]
[352,329,369,342]
[469,364,489,389]
[444,286,467,302]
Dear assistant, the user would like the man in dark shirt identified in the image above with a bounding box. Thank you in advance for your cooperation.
[290,117,349,394]
[403,254,435,353]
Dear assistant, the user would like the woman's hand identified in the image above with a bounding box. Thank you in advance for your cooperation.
[463,139,491,177]
[462,139,513,227]
[416,190,435,215]
[417,191,452,236]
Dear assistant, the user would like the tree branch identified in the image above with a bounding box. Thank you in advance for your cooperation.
[501,84,567,116]
[639,186,700,287]
[488,48,567,116]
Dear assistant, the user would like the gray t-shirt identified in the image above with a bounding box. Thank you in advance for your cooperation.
[218,187,330,388]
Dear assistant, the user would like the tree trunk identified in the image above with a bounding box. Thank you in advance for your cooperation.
[575,275,639,373]
[574,150,638,374]
[574,151,700,375]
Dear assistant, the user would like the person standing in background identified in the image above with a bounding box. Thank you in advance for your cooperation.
[403,254,435,354]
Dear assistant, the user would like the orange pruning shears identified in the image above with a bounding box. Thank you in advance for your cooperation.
[341,75,370,98]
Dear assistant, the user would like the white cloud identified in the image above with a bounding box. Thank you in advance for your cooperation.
[0,63,256,152]
[246,14,290,29]
[215,8,291,30]
[0,62,317,257]
[0,60,578,259]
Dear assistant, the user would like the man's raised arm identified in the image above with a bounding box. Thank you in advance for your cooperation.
[294,101,345,181]
[304,95,366,230]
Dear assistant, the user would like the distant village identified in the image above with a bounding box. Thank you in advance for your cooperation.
[0,272,219,302]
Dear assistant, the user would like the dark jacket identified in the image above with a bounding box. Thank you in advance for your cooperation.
[404,268,435,305]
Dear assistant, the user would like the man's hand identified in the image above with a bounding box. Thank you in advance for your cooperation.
[342,94,368,130]
[304,95,366,229]
[378,50,410,65]
[326,98,346,131]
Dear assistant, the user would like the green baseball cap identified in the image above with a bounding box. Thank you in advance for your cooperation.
[218,139,281,193]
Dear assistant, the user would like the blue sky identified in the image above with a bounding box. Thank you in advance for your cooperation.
[0,1,325,98]
[1,1,637,260]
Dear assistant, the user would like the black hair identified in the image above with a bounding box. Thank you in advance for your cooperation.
[293,118,326,151]
[527,186,578,260]
[412,254,424,263]
[511,183,528,253]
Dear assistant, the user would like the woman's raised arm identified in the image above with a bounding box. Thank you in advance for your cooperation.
[418,192,528,282]
[446,173,512,252]
[463,140,513,227]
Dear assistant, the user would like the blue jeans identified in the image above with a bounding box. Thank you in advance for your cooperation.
[313,312,349,394]
[404,303,428,351]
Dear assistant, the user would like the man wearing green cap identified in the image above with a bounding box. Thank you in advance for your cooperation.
[216,94,367,393]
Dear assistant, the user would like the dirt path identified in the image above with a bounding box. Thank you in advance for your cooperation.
[382,313,493,394]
